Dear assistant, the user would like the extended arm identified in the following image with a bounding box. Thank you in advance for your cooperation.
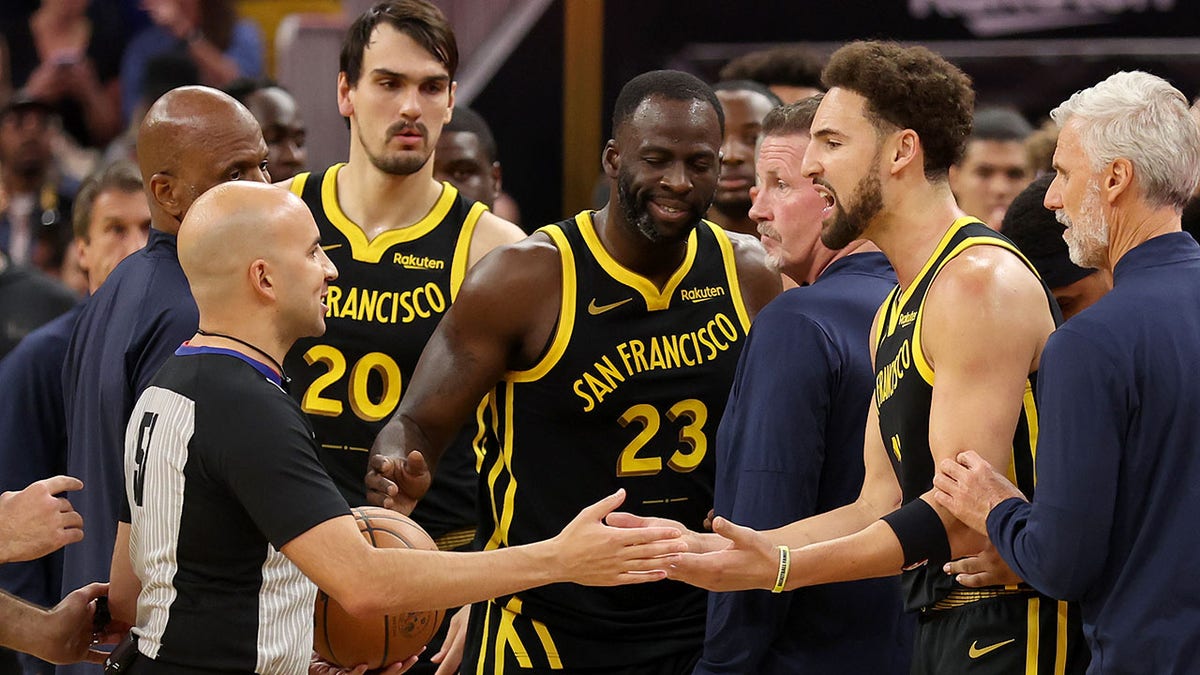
[282,489,684,615]
[366,237,560,511]
[937,328,1120,599]
[666,247,1054,591]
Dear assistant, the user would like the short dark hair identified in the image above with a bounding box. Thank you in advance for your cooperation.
[713,80,783,107]
[444,106,497,163]
[1000,174,1091,289]
[140,54,200,104]
[761,94,823,138]
[823,41,974,178]
[612,70,724,137]
[340,0,459,85]
[719,46,824,92]
[223,77,282,104]
[72,160,144,241]
[971,106,1033,142]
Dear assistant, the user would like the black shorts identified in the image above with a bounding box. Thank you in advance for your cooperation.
[911,592,1089,675]
[462,599,701,674]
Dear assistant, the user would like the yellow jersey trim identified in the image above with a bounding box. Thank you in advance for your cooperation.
[710,222,752,333]
[289,172,309,197]
[450,201,489,301]
[1026,596,1041,674]
[531,619,563,669]
[575,211,698,311]
[1023,382,1039,487]
[496,599,532,669]
[483,381,520,551]
[874,287,900,347]
[319,163,459,263]
[886,216,975,337]
[1055,600,1069,675]
[507,226,576,383]
[474,601,493,675]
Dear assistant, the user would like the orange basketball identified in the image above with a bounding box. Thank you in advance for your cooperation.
[313,507,444,669]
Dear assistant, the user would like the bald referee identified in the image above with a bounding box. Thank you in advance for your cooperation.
[106,183,685,675]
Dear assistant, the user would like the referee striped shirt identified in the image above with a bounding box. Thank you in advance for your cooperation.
[121,345,348,674]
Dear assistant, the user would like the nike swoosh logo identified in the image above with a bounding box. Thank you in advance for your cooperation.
[321,244,343,251]
[587,298,632,315]
[969,638,1016,659]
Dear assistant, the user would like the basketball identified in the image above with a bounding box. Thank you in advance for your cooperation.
[313,507,444,669]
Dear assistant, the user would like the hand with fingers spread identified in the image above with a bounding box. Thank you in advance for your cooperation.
[0,476,86,563]
[662,516,779,593]
[365,452,431,515]
[549,489,686,586]
[932,450,1026,535]
[605,511,728,555]
[944,542,1024,588]
[431,605,469,675]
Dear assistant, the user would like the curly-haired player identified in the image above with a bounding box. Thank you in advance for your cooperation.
[654,41,1090,675]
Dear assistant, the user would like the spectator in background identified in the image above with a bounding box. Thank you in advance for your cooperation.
[0,96,76,279]
[708,80,780,238]
[103,53,200,165]
[719,45,825,104]
[949,106,1034,229]
[0,161,148,675]
[434,106,501,209]
[226,78,308,181]
[1001,174,1111,320]
[1025,118,1059,178]
[0,247,76,360]
[119,0,263,122]
[1,0,125,147]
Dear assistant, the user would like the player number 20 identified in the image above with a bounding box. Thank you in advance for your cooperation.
[300,345,402,422]
[616,399,708,477]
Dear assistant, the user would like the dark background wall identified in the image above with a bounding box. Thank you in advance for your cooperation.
[473,0,1200,231]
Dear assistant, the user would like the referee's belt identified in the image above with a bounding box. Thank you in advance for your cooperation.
[929,586,1032,611]
[434,527,476,551]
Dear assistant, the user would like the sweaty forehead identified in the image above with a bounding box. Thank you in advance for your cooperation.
[624,96,721,146]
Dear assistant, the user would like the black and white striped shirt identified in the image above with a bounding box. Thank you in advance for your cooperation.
[121,345,349,674]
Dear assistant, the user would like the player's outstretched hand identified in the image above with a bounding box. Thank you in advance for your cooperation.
[944,542,1024,588]
[309,651,419,675]
[0,476,85,563]
[431,605,469,675]
[662,517,777,592]
[606,512,729,555]
[932,450,1026,535]
[365,452,431,515]
[551,489,686,587]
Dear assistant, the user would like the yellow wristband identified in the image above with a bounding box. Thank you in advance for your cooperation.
[771,545,790,593]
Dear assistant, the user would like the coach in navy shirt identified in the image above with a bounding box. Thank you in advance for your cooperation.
[59,86,268,675]
[935,72,1200,674]
[699,98,911,674]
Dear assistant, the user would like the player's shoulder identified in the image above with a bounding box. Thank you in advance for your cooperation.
[933,243,1045,306]
[470,209,526,252]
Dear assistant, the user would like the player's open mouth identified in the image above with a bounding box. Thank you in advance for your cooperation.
[649,200,689,223]
[813,185,837,215]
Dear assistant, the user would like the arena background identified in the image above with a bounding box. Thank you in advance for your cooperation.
[5,0,1198,230]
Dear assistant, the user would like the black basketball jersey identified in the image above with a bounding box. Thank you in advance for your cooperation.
[873,217,1060,609]
[467,212,751,670]
[285,164,484,544]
